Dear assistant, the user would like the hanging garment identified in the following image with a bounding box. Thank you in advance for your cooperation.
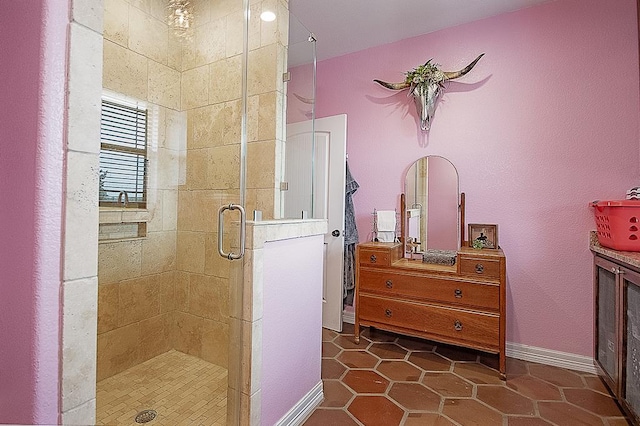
[344,161,359,306]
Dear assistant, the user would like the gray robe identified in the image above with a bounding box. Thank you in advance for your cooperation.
[343,161,359,306]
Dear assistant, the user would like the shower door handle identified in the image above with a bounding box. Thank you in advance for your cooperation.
[217,204,246,260]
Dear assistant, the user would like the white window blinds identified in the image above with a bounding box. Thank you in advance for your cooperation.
[99,99,148,207]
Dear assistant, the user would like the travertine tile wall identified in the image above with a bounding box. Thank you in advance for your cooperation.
[174,0,288,376]
[175,0,245,370]
[62,0,103,423]
[97,0,182,381]
[246,0,289,218]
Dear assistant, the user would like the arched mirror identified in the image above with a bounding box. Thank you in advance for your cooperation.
[404,156,460,253]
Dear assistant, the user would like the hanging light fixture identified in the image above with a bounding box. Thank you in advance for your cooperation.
[167,0,194,40]
[260,10,276,22]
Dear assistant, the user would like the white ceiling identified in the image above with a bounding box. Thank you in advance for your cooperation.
[288,0,553,63]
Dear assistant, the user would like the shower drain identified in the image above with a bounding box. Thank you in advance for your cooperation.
[134,409,157,423]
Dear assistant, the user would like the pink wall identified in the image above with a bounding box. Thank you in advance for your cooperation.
[0,0,68,423]
[315,0,640,356]
[287,62,315,124]
[261,235,323,425]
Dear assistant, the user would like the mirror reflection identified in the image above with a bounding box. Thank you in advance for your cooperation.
[404,156,459,252]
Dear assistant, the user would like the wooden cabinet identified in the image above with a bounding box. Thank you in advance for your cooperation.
[354,242,507,378]
[594,253,640,424]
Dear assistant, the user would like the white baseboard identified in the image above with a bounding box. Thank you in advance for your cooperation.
[275,381,324,426]
[340,313,595,374]
[342,309,355,325]
[506,342,596,374]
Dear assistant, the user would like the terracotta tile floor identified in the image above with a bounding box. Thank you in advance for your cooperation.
[304,324,631,426]
[96,350,227,426]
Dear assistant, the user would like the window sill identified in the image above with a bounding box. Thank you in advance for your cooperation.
[99,207,150,224]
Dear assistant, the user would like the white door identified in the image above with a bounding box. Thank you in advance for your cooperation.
[285,114,347,331]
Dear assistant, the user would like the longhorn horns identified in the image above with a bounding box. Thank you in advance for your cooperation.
[373,53,485,90]
[443,53,484,80]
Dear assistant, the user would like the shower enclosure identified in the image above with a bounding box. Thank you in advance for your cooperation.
[92,0,293,424]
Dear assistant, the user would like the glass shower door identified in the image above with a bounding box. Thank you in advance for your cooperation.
[213,0,292,423]
[177,0,251,422]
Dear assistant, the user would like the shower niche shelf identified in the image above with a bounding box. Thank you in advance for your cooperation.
[98,207,149,241]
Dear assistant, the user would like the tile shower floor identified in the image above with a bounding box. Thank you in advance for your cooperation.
[96,350,227,426]
[305,324,630,426]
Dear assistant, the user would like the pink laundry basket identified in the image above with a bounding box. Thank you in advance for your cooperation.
[591,200,640,252]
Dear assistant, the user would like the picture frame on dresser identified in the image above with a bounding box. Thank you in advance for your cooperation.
[468,223,498,249]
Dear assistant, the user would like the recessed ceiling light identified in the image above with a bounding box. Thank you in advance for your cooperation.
[260,11,276,22]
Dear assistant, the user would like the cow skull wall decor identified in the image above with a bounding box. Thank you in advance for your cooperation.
[374,53,484,131]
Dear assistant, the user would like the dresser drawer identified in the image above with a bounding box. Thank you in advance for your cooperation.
[359,295,499,349]
[459,255,501,280]
[359,269,499,311]
[359,247,391,266]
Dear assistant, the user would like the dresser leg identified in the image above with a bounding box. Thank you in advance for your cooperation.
[499,353,506,381]
[354,323,360,344]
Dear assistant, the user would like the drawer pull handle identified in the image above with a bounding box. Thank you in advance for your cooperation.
[475,263,484,274]
[454,320,463,331]
[454,288,462,298]
[385,309,393,317]
[386,280,393,289]
[370,255,377,263]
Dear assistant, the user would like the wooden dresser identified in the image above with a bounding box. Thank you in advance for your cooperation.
[354,241,507,378]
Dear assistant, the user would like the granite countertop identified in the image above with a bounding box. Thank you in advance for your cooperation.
[589,230,640,269]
